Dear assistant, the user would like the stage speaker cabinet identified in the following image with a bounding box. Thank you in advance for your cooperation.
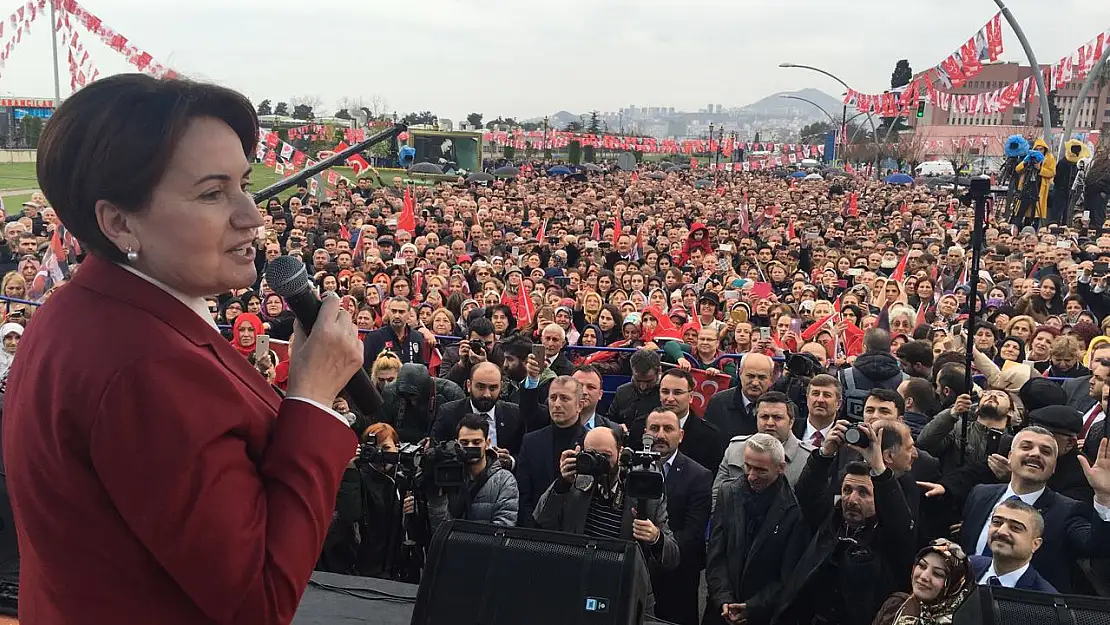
[410,520,650,625]
[954,584,1110,625]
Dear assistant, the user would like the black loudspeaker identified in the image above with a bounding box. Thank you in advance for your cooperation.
[954,585,1110,625]
[411,520,650,625]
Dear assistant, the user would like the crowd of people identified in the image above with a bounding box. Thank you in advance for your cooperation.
[6,135,1110,625]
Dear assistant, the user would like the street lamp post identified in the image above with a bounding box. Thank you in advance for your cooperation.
[708,122,714,167]
[780,63,882,171]
[993,0,1053,146]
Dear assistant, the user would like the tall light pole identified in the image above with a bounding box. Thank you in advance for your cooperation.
[779,62,881,166]
[49,0,61,106]
[993,0,1053,145]
[1058,45,1110,162]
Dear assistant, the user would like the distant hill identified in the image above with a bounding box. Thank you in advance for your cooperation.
[738,88,843,121]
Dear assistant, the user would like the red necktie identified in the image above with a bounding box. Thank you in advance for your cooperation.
[1081,404,1104,440]
[811,430,825,447]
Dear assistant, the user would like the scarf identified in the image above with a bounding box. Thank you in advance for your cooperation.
[892,539,975,625]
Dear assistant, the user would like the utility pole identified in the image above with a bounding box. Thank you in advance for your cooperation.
[49,0,62,106]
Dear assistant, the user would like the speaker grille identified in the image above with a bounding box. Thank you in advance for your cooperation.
[1075,608,1110,625]
[997,601,1061,625]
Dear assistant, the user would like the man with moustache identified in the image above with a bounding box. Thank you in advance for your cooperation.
[795,374,841,447]
[643,409,712,625]
[969,499,1056,592]
[772,420,917,625]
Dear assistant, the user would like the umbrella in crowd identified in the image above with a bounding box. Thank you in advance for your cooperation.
[580,163,603,173]
[466,172,494,184]
[492,165,519,178]
[644,171,667,180]
[804,173,823,181]
[884,173,915,185]
[789,171,807,179]
[547,165,572,176]
[409,162,444,175]
[694,178,714,189]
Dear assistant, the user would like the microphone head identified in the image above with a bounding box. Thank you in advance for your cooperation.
[265,255,311,298]
[641,433,655,450]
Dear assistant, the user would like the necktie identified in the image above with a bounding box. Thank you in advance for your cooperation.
[662,462,670,481]
[983,495,1024,556]
[987,576,1002,587]
[1082,404,1104,439]
[812,430,825,447]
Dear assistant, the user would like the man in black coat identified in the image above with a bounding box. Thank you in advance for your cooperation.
[605,348,662,426]
[630,369,724,474]
[643,409,712,625]
[705,353,773,441]
[363,296,426,368]
[772,421,917,625]
[705,433,807,625]
[432,362,524,462]
[512,376,585,527]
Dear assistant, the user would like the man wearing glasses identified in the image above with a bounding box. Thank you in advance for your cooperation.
[630,369,724,474]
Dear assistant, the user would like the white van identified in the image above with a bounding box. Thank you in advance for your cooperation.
[915,160,955,177]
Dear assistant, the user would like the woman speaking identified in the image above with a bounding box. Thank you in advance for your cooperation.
[3,74,364,624]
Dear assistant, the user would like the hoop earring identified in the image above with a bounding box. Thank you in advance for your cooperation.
[126,247,139,263]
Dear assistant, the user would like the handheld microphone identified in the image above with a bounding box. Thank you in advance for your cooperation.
[265,255,382,418]
[641,434,654,452]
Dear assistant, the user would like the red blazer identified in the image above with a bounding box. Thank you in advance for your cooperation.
[3,255,356,625]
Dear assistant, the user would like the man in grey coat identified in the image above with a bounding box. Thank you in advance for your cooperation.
[534,426,679,610]
[427,413,519,530]
[917,390,1010,471]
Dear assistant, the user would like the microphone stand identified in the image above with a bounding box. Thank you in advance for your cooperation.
[252,123,408,203]
[961,177,991,465]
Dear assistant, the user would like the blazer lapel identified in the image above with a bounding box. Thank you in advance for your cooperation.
[72,255,281,413]
[966,485,1005,550]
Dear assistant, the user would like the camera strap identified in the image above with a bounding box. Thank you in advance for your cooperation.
[449,467,494,520]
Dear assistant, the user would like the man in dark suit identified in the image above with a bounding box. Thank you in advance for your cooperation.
[539,323,575,376]
[951,426,1110,592]
[705,433,808,625]
[1064,341,1110,416]
[644,409,712,625]
[432,362,524,464]
[705,353,773,441]
[968,499,1057,593]
[631,369,724,473]
[514,375,586,526]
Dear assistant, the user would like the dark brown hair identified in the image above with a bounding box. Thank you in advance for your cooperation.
[37,73,258,262]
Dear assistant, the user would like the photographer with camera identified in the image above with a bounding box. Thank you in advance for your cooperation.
[772,349,824,433]
[534,425,679,612]
[918,390,1012,472]
[422,414,519,530]
[772,420,917,625]
[439,316,501,389]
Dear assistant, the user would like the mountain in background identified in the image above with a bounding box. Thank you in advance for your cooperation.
[739,88,843,120]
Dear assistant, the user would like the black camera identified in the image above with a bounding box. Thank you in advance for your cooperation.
[469,339,486,354]
[844,424,871,447]
[620,448,663,501]
[357,439,467,490]
[985,427,1005,456]
[785,351,823,379]
[423,440,468,489]
[575,450,612,477]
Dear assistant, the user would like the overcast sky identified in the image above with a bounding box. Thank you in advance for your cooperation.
[2,0,1109,122]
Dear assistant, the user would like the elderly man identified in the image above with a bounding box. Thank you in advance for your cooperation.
[541,323,574,376]
[714,391,814,506]
[705,353,774,440]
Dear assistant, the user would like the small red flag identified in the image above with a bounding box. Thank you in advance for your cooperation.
[890,253,909,282]
[613,212,622,245]
[591,221,600,241]
[397,187,416,234]
[787,218,796,240]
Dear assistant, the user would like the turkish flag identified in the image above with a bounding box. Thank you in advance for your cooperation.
[612,211,622,245]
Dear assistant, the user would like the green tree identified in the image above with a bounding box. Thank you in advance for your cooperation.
[256,99,273,116]
[402,111,438,125]
[467,112,483,128]
[799,121,835,145]
[753,131,762,143]
[21,116,43,147]
[274,101,289,116]
[565,120,584,132]
[521,121,540,131]
[891,59,913,89]
[335,109,352,120]
[291,104,314,120]
[587,110,602,134]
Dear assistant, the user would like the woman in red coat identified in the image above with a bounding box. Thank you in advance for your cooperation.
[2,74,364,625]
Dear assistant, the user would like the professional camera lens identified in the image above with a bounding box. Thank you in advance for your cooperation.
[844,424,870,447]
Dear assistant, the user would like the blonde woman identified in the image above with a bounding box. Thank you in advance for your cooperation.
[371,351,402,390]
[1004,315,1038,344]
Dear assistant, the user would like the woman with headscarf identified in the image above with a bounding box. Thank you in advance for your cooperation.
[260,292,295,341]
[872,539,975,625]
[230,312,263,360]
[641,304,681,343]
[0,322,22,408]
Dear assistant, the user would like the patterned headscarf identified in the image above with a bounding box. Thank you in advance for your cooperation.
[892,539,975,625]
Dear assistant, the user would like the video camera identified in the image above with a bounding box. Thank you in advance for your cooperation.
[620,434,664,501]
[784,351,823,379]
[357,439,468,491]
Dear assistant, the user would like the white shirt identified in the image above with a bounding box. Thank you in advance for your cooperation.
[470,401,498,447]
[662,451,677,480]
[678,412,690,429]
[975,486,1046,555]
[978,561,1032,588]
[121,264,348,426]
[581,412,597,430]
[803,420,834,446]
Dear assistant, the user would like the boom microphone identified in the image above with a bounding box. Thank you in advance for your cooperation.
[265,255,382,418]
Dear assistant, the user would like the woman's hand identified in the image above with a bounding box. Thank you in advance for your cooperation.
[285,295,364,407]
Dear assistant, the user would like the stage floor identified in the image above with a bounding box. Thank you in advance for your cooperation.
[295,572,419,625]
